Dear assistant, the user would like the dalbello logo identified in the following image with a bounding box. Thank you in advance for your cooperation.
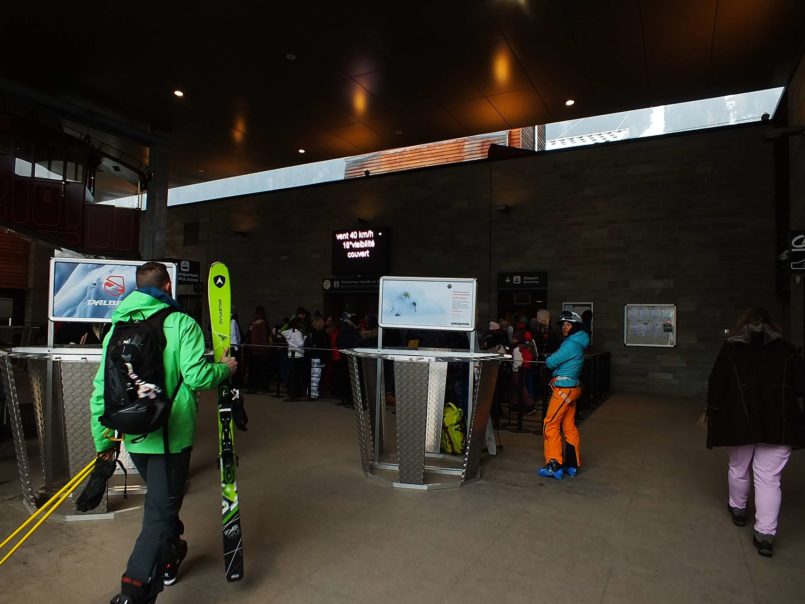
[104,275,126,297]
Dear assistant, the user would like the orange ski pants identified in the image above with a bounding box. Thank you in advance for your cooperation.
[543,385,582,466]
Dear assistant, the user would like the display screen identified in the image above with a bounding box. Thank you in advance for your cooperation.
[332,227,390,275]
[49,258,177,322]
[379,276,476,331]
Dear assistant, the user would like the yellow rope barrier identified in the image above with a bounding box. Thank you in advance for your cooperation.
[0,458,97,565]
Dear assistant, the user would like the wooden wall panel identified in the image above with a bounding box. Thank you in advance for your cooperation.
[0,230,30,289]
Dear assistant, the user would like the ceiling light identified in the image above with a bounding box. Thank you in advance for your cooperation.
[565,98,575,106]
[298,148,306,154]
[286,53,297,61]
[173,90,184,97]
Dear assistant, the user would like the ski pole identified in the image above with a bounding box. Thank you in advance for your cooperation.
[0,458,96,565]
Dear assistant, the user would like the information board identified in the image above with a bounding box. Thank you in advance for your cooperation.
[624,304,676,347]
[49,258,177,322]
[379,276,476,331]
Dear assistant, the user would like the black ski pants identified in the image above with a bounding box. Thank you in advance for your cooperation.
[126,449,191,588]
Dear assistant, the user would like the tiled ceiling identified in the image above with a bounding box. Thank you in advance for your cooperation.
[1,1,803,187]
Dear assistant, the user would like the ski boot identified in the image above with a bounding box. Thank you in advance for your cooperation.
[111,576,158,604]
[537,459,564,480]
[163,538,188,586]
[564,466,578,478]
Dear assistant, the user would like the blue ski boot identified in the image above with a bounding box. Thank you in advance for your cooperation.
[565,466,578,478]
[538,459,564,480]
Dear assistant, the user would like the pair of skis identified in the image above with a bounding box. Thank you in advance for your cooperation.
[208,262,244,582]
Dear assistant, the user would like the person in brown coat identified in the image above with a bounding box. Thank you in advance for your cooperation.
[246,306,271,392]
[706,307,805,557]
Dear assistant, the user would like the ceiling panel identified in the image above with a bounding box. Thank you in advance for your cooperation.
[712,0,805,90]
[445,97,510,132]
[0,1,802,187]
[640,0,718,102]
[487,88,550,129]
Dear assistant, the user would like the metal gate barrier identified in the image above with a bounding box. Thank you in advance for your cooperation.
[343,348,500,489]
[1,347,143,519]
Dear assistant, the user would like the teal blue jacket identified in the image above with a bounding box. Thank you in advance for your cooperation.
[89,290,230,453]
[545,330,590,387]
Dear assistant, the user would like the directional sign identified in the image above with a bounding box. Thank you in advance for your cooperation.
[497,271,548,290]
[790,231,805,271]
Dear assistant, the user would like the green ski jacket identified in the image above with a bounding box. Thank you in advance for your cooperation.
[89,290,230,454]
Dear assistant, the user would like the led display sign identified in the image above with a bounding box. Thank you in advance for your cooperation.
[331,227,390,275]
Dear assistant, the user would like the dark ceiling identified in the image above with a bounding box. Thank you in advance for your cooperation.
[2,1,804,189]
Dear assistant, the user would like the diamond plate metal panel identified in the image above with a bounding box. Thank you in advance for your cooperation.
[394,360,430,485]
[424,362,447,453]
[347,355,373,475]
[0,353,35,508]
[463,359,500,481]
[360,356,384,460]
[26,358,49,488]
[59,359,107,513]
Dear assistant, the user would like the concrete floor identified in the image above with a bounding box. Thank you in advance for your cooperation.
[2,391,804,603]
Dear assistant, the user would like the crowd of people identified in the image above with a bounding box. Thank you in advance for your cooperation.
[77,261,802,604]
[235,305,375,405]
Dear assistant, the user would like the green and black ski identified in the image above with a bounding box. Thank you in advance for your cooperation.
[208,262,244,582]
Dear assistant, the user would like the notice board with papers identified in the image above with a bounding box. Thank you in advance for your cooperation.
[624,304,677,347]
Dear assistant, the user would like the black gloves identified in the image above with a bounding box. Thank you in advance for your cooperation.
[75,454,118,512]
[231,388,248,431]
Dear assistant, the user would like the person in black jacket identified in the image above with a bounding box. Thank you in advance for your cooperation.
[335,314,362,406]
[706,307,805,557]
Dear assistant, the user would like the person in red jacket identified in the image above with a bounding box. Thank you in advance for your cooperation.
[707,307,805,557]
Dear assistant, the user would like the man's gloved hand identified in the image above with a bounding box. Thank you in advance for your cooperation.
[75,452,118,512]
[231,389,248,431]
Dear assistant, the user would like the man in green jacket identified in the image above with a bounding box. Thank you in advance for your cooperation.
[89,262,236,604]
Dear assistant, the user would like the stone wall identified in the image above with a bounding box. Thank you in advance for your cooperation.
[166,123,779,398]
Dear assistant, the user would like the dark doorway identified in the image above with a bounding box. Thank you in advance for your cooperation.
[323,293,378,321]
[497,289,547,323]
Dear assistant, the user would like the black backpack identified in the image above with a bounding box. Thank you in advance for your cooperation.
[100,307,182,437]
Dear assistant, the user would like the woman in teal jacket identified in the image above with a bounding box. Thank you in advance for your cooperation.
[538,311,590,480]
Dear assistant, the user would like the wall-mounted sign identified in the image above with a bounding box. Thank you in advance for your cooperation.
[624,304,676,347]
[160,258,201,284]
[332,227,390,275]
[497,271,548,290]
[790,231,805,271]
[49,258,177,322]
[322,277,380,293]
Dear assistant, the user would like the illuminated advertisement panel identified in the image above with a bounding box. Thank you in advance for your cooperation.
[49,258,177,322]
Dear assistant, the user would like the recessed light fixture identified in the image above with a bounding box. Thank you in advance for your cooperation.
[286,53,297,61]
[174,90,184,98]
[565,98,575,106]
[298,148,306,154]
